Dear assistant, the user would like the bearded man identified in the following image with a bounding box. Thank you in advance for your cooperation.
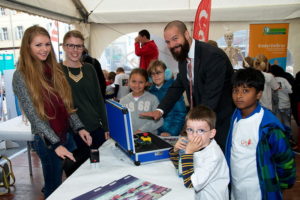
[141,20,234,151]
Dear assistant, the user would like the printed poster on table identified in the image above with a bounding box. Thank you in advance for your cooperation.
[72,175,171,200]
[249,23,289,70]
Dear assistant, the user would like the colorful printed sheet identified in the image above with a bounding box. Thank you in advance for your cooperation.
[72,175,171,200]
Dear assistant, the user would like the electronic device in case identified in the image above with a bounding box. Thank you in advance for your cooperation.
[105,100,172,166]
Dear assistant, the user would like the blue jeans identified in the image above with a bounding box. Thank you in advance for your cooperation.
[278,108,291,129]
[33,133,76,198]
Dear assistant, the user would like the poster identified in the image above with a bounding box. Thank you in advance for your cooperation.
[249,23,289,70]
[73,175,171,200]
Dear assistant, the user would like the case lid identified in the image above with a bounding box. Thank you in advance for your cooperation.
[105,100,135,153]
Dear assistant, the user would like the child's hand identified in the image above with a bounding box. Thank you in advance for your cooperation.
[185,136,203,154]
[105,132,110,139]
[160,132,171,137]
[134,129,143,134]
[174,137,188,152]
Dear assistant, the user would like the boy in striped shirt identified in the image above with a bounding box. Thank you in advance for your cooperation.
[169,105,229,200]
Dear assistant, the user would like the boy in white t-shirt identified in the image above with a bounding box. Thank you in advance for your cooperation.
[169,105,229,200]
[113,67,130,101]
[225,68,295,200]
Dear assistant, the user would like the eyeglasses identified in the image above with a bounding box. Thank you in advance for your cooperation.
[150,71,163,76]
[185,128,211,135]
[64,43,84,50]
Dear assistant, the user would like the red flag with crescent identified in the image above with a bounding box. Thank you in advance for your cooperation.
[193,0,212,42]
[50,21,59,42]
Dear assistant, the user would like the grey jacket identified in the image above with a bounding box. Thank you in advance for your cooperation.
[12,70,84,146]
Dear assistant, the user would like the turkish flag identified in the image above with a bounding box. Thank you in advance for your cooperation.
[193,0,212,42]
[50,21,59,42]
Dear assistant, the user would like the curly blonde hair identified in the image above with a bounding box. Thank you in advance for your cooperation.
[254,54,269,72]
[18,25,75,120]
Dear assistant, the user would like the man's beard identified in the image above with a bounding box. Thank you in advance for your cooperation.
[170,38,190,62]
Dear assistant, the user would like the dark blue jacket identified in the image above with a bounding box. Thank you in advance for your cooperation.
[149,79,186,136]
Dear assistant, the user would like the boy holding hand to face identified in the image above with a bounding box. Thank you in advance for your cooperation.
[169,105,229,200]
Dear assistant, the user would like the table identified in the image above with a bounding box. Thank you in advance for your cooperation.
[47,139,194,200]
[0,116,33,176]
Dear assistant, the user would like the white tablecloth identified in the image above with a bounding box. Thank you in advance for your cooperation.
[47,139,194,200]
[0,116,33,175]
[0,116,32,141]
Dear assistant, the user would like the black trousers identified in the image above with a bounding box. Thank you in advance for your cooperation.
[63,127,106,177]
[214,115,231,153]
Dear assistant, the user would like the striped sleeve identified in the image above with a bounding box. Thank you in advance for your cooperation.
[182,154,194,188]
[169,148,179,169]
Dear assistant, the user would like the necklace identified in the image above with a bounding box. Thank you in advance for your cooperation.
[67,66,83,82]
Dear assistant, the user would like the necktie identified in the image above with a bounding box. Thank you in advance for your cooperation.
[186,58,193,108]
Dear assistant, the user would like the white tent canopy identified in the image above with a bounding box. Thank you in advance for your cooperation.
[1,0,300,24]
[83,0,300,23]
[1,0,300,73]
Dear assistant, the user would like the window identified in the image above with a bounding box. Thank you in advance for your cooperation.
[100,32,140,72]
[99,32,177,73]
[15,26,24,40]
[0,27,9,40]
[46,23,52,32]
[217,30,249,57]
[216,30,249,69]
[0,8,6,16]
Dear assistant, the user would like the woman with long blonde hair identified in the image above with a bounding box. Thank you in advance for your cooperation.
[12,25,92,198]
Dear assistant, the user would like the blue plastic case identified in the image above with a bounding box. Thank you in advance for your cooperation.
[105,100,173,166]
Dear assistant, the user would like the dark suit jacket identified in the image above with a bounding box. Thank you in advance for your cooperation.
[158,40,234,150]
